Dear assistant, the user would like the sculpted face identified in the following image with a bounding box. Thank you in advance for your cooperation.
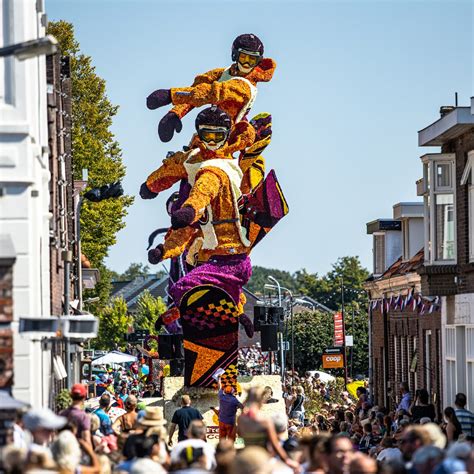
[198,125,229,151]
[236,50,261,74]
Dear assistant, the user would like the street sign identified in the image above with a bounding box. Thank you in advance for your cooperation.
[345,335,354,347]
[322,346,345,369]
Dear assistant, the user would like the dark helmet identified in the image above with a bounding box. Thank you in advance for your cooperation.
[195,106,231,131]
[231,33,264,61]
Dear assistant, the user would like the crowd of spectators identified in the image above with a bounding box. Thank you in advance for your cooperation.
[2,374,474,473]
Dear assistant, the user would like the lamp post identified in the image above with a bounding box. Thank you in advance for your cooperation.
[0,35,58,60]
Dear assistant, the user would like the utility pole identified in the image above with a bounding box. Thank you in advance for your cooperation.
[341,277,348,387]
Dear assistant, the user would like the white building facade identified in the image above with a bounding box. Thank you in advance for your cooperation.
[0,0,52,407]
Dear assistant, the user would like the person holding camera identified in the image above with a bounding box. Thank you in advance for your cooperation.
[409,389,435,423]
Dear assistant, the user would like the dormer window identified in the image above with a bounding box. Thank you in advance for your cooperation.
[421,153,456,264]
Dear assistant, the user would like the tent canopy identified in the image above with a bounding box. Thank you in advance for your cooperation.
[307,370,336,383]
[91,350,137,366]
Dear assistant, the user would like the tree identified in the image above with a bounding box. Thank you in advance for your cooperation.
[134,291,167,334]
[246,266,297,294]
[292,310,334,374]
[47,21,133,307]
[94,297,131,350]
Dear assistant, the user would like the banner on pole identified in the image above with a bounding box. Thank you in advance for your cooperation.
[333,312,344,346]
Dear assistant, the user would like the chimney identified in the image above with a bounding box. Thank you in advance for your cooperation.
[439,106,455,117]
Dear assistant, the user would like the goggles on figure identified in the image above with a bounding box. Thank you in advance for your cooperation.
[197,126,229,150]
[237,49,261,68]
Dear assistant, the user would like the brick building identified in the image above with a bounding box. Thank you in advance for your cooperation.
[365,203,442,415]
[417,98,474,409]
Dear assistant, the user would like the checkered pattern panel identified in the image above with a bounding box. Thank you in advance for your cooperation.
[182,298,239,330]
[219,363,238,389]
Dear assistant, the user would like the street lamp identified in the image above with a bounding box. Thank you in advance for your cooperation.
[0,35,58,60]
[268,275,282,306]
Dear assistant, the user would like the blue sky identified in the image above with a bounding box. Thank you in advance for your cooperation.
[47,0,473,277]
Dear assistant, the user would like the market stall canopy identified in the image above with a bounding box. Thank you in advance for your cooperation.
[91,351,137,366]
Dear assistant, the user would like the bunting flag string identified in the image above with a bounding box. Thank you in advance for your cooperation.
[368,291,441,316]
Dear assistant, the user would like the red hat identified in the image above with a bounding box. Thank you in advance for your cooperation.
[71,383,87,398]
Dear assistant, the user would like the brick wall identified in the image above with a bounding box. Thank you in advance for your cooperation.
[370,305,442,415]
[47,54,74,316]
[0,264,14,389]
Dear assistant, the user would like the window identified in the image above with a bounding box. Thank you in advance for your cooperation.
[374,233,385,275]
[461,151,474,262]
[421,154,456,264]
[445,326,456,407]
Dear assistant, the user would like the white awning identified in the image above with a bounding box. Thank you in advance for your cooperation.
[91,351,137,366]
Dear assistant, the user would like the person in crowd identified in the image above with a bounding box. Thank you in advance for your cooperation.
[94,393,114,436]
[454,392,474,437]
[59,383,92,446]
[237,387,299,471]
[290,386,305,422]
[51,428,101,474]
[285,386,297,415]
[143,383,159,398]
[376,436,402,463]
[214,439,236,474]
[168,395,203,445]
[113,393,139,444]
[358,422,375,453]
[355,386,368,414]
[302,432,330,474]
[216,375,244,441]
[348,452,377,474]
[171,420,216,471]
[397,382,412,414]
[443,406,463,442]
[409,388,436,423]
[262,386,279,404]
[12,410,27,450]
[399,425,431,465]
[120,407,168,472]
[412,445,443,474]
[326,435,354,474]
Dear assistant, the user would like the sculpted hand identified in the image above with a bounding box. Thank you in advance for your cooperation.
[139,182,158,200]
[158,111,183,142]
[146,89,172,110]
[171,206,196,229]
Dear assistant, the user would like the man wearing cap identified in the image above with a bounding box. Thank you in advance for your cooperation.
[23,408,67,461]
[59,383,92,446]
[216,374,243,441]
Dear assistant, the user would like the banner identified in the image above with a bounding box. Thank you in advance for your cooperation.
[333,312,344,346]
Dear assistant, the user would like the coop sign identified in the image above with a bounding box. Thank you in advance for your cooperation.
[322,347,344,369]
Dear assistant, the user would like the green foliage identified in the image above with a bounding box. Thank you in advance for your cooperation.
[246,266,298,294]
[108,262,166,283]
[292,311,334,374]
[302,377,349,416]
[55,389,72,411]
[94,297,132,350]
[134,290,167,334]
[47,20,133,300]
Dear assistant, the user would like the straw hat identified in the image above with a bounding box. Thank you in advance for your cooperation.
[138,407,167,427]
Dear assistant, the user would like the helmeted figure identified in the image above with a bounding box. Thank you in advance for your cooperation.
[146,33,275,142]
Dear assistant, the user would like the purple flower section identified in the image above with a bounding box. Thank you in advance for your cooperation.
[170,254,252,306]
